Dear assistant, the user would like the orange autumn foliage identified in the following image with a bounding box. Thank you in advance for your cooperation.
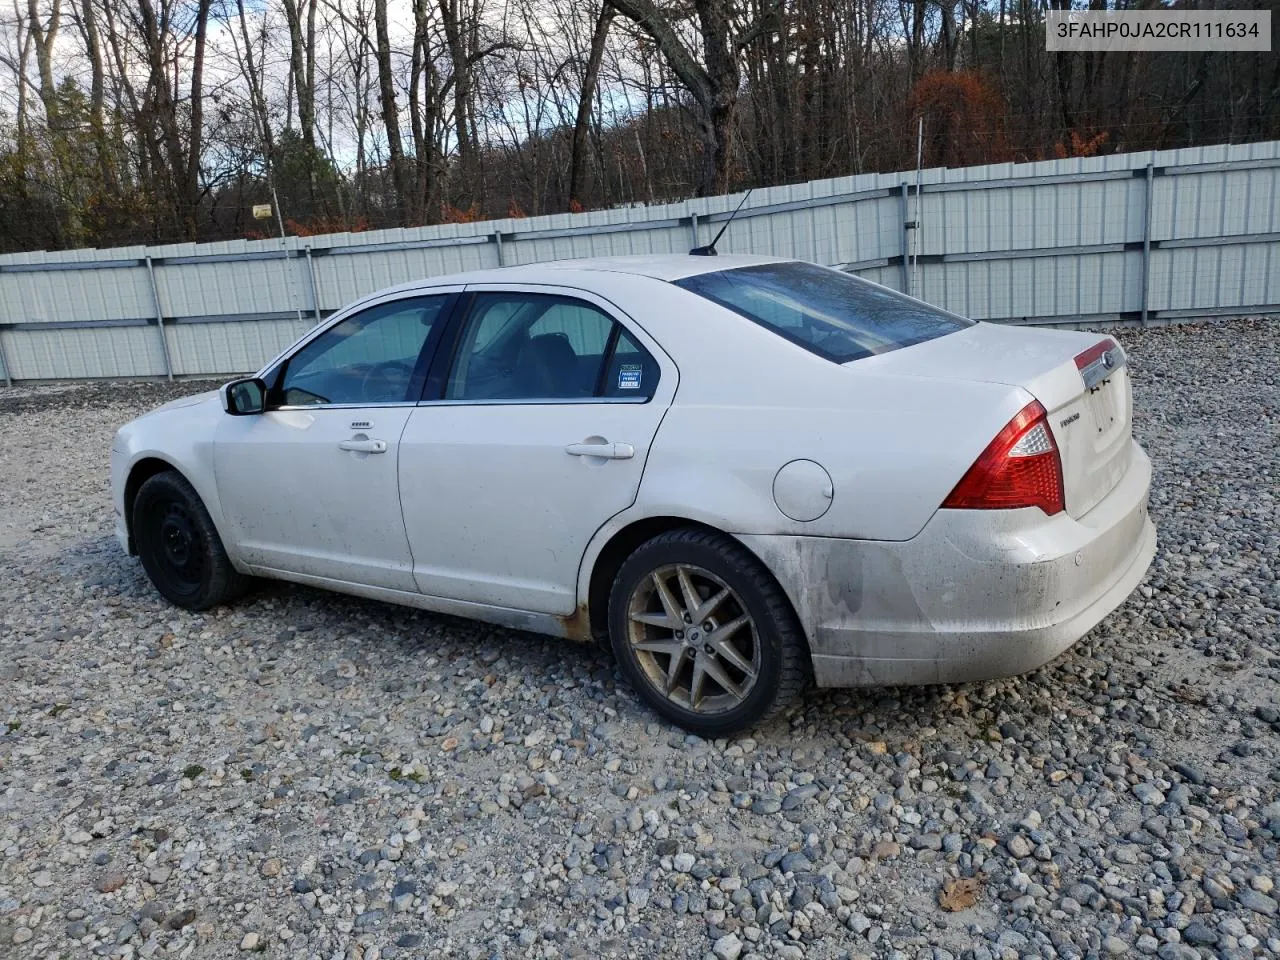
[1053,130,1110,159]
[441,202,483,224]
[908,70,1012,167]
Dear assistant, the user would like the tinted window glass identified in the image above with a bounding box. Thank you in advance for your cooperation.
[278,296,448,406]
[601,330,659,398]
[445,293,658,401]
[675,261,971,363]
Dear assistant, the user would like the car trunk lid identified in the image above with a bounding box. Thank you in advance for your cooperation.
[852,322,1133,518]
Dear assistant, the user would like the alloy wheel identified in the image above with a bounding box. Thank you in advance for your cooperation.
[625,563,761,714]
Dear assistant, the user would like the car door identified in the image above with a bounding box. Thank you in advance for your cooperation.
[214,290,459,590]
[398,285,676,614]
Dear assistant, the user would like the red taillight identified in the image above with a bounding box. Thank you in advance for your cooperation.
[942,401,1065,515]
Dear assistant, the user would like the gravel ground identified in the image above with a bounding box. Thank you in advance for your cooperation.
[1,319,1278,960]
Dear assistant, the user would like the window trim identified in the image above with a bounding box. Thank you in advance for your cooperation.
[264,291,461,411]
[420,287,661,406]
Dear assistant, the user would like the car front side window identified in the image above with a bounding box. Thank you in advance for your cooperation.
[275,295,450,407]
[444,293,658,402]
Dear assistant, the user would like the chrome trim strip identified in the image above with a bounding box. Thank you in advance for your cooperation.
[418,397,650,407]
[271,401,420,411]
[1079,348,1126,391]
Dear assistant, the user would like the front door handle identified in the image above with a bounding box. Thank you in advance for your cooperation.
[339,438,387,454]
[566,441,635,460]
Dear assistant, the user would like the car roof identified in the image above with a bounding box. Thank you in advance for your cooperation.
[375,253,792,299]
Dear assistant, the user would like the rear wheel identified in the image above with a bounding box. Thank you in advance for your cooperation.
[607,528,809,736]
[133,471,248,611]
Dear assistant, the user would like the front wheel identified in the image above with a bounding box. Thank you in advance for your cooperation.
[607,528,810,736]
[133,471,249,611]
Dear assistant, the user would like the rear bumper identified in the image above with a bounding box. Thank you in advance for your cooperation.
[738,440,1156,687]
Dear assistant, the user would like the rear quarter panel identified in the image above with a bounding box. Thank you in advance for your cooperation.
[598,275,1030,542]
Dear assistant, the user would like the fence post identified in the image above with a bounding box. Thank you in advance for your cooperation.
[1141,162,1154,325]
[492,231,505,266]
[0,331,12,387]
[145,255,175,381]
[689,212,699,250]
[304,246,322,322]
[899,182,911,294]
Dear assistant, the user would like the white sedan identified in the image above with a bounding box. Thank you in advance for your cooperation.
[111,255,1156,735]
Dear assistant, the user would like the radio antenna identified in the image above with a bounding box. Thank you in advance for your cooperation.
[690,189,753,256]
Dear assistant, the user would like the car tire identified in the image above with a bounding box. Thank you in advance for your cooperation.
[133,471,249,611]
[607,527,810,736]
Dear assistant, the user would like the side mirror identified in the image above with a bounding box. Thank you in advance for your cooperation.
[221,377,267,416]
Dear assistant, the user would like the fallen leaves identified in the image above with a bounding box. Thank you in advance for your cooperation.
[939,875,984,912]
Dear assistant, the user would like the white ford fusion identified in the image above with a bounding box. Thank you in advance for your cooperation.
[111,254,1156,735]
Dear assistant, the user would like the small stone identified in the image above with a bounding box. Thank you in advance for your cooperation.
[259,858,281,878]
[1006,835,1033,859]
[779,852,812,873]
[712,933,744,960]
[163,908,197,930]
[1112,845,1141,865]
[847,913,872,934]
[240,931,260,950]
[871,841,900,860]
[998,721,1023,740]
[1103,936,1127,955]
[1182,922,1217,946]
[12,928,33,944]
[1133,783,1165,806]
[1239,889,1278,916]
[673,853,696,872]
[148,867,171,885]
[96,871,127,893]
[1172,762,1205,785]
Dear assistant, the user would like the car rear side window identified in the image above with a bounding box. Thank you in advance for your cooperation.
[675,261,971,363]
[444,293,659,401]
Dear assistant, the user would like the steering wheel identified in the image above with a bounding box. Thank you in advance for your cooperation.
[359,361,416,403]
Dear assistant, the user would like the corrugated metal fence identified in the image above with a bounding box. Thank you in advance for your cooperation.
[1,139,1277,383]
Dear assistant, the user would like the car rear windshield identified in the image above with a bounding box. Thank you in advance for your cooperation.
[674,261,972,363]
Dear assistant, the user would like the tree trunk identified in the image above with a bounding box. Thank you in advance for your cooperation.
[11,2,32,151]
[282,0,317,151]
[695,0,740,194]
[373,0,409,223]
[438,0,476,205]
[183,0,210,239]
[73,0,114,187]
[26,0,61,125]
[568,4,614,209]
[235,0,277,161]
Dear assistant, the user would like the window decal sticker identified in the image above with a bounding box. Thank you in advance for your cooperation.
[617,363,643,390]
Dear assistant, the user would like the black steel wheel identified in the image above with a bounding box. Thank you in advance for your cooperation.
[133,471,248,610]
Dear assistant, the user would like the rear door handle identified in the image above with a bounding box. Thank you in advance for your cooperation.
[566,441,635,460]
[339,438,387,454]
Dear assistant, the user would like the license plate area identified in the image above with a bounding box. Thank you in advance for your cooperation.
[1086,378,1122,439]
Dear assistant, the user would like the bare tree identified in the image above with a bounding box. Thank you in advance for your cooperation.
[568,4,613,209]
[24,0,59,123]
